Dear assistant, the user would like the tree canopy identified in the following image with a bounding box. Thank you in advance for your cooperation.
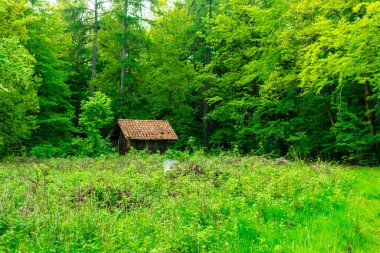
[0,0,378,164]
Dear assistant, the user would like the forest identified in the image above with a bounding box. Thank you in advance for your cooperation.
[1,1,380,251]
[0,0,379,164]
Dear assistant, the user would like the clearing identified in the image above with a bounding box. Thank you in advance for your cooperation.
[0,153,379,252]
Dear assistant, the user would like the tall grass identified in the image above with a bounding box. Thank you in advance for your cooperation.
[0,152,378,252]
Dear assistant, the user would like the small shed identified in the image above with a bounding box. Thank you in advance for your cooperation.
[116,119,178,154]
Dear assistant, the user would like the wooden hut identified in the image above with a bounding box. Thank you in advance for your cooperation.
[116,119,178,154]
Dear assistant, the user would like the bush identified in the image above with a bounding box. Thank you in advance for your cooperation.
[75,92,115,157]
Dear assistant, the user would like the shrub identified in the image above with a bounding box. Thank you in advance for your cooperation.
[75,92,114,157]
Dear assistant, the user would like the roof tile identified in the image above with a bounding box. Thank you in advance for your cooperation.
[118,119,178,140]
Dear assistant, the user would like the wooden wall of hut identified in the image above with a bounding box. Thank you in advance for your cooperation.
[118,134,169,154]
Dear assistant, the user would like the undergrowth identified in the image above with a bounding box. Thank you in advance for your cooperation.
[0,152,378,252]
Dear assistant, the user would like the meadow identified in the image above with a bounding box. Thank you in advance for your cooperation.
[0,151,379,252]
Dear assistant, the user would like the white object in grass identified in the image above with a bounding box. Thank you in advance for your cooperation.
[163,160,177,173]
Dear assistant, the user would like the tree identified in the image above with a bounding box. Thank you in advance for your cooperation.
[185,0,220,150]
[89,0,104,96]
[27,1,75,157]
[140,6,201,148]
[93,0,153,118]
[59,0,93,113]
[76,91,114,156]
[0,0,39,156]
[299,1,380,162]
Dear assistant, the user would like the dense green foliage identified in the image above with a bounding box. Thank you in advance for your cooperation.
[75,91,114,156]
[0,153,379,251]
[0,0,379,164]
[0,0,39,156]
[1,1,379,250]
[27,2,75,157]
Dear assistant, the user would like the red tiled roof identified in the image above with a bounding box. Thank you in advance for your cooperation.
[118,119,178,140]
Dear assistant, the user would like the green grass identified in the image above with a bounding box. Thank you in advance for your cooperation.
[0,152,379,252]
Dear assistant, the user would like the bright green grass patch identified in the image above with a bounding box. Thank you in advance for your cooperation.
[0,153,378,252]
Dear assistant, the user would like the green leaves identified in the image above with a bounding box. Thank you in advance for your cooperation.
[192,0,380,163]
[0,1,40,156]
[0,37,39,157]
[79,92,113,130]
[76,92,114,157]
[1,154,374,251]
[27,3,75,152]
[0,0,378,163]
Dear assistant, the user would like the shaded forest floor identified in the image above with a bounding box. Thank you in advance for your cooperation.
[0,153,379,252]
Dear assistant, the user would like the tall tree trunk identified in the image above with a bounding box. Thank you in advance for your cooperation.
[203,0,212,152]
[322,93,334,126]
[364,80,376,135]
[120,0,129,119]
[89,0,98,96]
[325,99,335,126]
[203,86,210,151]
